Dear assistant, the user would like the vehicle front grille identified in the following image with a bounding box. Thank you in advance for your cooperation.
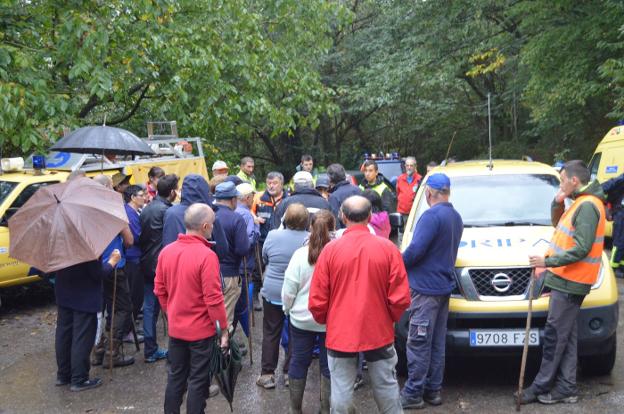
[469,267,532,297]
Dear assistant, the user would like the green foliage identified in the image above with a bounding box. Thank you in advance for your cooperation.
[0,0,346,156]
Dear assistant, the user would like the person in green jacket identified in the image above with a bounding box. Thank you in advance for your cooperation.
[520,160,606,405]
[236,156,257,191]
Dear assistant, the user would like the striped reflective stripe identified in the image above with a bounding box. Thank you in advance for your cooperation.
[556,224,574,237]
[549,244,601,264]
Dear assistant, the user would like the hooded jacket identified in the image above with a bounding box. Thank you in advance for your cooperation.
[545,180,607,295]
[162,174,229,260]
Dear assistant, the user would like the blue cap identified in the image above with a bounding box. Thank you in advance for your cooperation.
[224,175,243,186]
[427,173,450,190]
[214,181,240,199]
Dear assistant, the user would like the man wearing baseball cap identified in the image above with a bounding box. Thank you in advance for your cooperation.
[214,181,250,329]
[212,160,229,177]
[400,173,464,410]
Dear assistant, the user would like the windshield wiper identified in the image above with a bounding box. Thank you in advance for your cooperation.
[502,221,548,226]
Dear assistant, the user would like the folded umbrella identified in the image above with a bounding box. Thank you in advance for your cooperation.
[8,177,128,273]
[210,321,242,412]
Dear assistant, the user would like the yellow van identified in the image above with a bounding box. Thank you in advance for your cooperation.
[588,125,624,238]
[0,137,209,288]
[395,160,618,376]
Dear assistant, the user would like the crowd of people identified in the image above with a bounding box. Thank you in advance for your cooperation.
[50,154,611,413]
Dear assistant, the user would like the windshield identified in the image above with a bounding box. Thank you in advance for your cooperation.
[411,174,559,228]
[0,181,18,205]
[378,162,403,180]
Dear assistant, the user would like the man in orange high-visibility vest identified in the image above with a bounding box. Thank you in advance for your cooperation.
[518,160,606,405]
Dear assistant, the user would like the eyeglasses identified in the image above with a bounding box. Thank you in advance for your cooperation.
[134,192,146,198]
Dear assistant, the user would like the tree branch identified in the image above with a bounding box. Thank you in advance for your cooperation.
[257,131,282,165]
[107,84,150,125]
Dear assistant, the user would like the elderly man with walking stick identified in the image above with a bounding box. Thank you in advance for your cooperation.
[517,160,607,405]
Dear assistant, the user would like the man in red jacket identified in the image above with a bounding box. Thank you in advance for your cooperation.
[154,203,229,414]
[396,157,422,224]
[309,195,410,414]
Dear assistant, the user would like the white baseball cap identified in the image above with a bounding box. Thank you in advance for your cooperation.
[212,160,228,171]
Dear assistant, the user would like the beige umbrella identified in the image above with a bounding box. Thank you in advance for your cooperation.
[8,177,128,273]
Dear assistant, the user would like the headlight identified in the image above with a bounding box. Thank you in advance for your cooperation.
[591,264,606,290]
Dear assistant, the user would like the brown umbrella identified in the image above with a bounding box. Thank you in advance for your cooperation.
[8,177,128,273]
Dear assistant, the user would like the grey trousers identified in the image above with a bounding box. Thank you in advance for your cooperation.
[402,292,449,397]
[530,289,584,396]
[327,345,402,414]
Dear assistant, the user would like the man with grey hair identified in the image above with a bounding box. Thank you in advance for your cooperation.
[93,174,113,189]
[154,203,229,414]
[401,173,463,409]
[309,195,410,413]
[273,171,330,227]
[396,157,422,224]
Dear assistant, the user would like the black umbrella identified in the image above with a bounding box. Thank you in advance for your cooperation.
[50,125,155,156]
[210,321,242,412]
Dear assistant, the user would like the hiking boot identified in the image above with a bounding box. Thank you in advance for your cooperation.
[400,394,425,410]
[70,378,103,392]
[102,339,135,368]
[90,337,107,366]
[256,374,276,389]
[319,375,331,414]
[145,348,168,363]
[289,377,306,414]
[514,388,538,405]
[424,390,442,406]
[537,391,578,404]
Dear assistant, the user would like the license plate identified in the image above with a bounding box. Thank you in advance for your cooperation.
[469,329,539,347]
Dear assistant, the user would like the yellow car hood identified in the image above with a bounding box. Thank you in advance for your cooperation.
[456,226,555,268]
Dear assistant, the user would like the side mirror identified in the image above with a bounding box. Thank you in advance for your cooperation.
[389,212,403,228]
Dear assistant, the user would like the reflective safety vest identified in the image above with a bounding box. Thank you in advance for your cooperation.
[546,195,606,285]
[359,181,388,197]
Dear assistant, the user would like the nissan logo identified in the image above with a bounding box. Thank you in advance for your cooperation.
[491,273,513,293]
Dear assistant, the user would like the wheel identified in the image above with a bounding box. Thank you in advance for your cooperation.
[394,312,409,377]
[579,335,616,376]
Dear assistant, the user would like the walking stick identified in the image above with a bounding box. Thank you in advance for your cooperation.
[243,258,253,365]
[109,267,118,380]
[516,269,536,411]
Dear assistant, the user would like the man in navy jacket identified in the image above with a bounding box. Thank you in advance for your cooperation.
[400,173,463,410]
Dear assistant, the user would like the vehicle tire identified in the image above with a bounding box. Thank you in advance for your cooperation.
[579,335,616,376]
[394,312,409,377]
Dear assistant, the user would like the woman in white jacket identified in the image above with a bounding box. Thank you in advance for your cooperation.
[282,210,335,414]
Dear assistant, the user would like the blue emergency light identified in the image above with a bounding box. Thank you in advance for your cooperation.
[32,155,46,170]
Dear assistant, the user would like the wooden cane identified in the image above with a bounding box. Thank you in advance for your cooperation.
[516,270,536,411]
[109,267,118,380]
[242,258,253,365]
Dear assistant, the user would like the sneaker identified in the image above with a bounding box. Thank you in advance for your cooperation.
[123,332,144,344]
[145,348,168,363]
[424,390,442,405]
[537,391,578,404]
[514,388,538,405]
[353,375,364,391]
[70,378,103,392]
[400,394,425,410]
[207,384,220,398]
[256,374,276,389]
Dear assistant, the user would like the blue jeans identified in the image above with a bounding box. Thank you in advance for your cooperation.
[402,291,449,398]
[143,283,161,358]
[289,323,329,379]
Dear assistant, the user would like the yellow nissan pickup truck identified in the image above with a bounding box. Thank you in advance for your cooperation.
[0,137,209,289]
[395,160,618,376]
